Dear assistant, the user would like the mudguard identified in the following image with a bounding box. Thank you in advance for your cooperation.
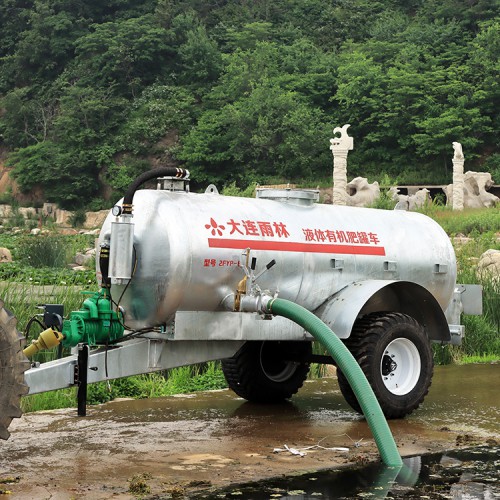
[315,280,451,342]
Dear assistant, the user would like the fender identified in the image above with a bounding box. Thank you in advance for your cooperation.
[315,280,451,342]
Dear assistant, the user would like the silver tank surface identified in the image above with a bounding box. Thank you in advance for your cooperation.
[98,190,456,330]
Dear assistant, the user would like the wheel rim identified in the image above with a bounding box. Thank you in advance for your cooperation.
[380,338,421,395]
[259,343,298,383]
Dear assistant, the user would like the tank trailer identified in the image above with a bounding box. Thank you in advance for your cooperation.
[0,167,482,440]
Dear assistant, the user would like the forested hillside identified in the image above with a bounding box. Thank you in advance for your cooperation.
[0,0,498,208]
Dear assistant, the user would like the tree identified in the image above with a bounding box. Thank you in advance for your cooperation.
[177,25,223,87]
[117,84,197,155]
[53,85,127,148]
[1,0,499,201]
[8,141,96,208]
[0,87,57,147]
[73,15,174,96]
[180,81,330,186]
[11,1,85,85]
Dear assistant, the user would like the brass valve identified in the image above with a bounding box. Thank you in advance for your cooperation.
[234,275,248,312]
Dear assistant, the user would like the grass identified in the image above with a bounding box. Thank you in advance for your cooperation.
[421,206,500,235]
[21,362,227,413]
[0,281,94,362]
[21,387,77,413]
[456,354,500,365]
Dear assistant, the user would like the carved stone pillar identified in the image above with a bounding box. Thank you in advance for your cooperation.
[330,124,353,205]
[452,142,464,211]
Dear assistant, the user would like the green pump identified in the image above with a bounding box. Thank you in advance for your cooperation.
[61,289,124,347]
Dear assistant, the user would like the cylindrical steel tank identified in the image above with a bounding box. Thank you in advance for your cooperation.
[98,189,456,330]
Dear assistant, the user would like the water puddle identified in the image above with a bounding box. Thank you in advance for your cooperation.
[194,446,500,499]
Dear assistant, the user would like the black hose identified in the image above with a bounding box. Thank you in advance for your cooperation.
[122,167,189,214]
[24,316,47,339]
[99,244,111,289]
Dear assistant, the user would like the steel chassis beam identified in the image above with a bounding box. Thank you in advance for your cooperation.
[25,338,245,395]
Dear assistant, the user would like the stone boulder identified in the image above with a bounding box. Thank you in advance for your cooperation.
[84,210,109,229]
[18,207,37,218]
[74,248,96,267]
[54,208,72,226]
[0,205,13,217]
[0,248,12,262]
[477,249,500,281]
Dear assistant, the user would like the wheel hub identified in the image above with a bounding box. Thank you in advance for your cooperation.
[382,355,398,376]
[380,337,421,396]
[260,342,299,383]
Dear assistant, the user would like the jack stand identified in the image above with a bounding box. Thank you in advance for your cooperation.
[76,344,89,417]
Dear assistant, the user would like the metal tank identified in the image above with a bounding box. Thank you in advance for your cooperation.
[5,171,481,437]
[100,186,457,334]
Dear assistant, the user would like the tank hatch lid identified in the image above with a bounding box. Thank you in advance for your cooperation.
[256,187,320,206]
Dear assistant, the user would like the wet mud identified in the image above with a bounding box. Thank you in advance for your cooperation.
[0,364,499,499]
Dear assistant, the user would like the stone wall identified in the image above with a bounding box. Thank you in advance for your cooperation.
[0,204,109,229]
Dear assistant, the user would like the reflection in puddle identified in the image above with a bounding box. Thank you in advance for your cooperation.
[194,447,500,499]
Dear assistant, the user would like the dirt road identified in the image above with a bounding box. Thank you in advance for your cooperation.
[1,365,498,499]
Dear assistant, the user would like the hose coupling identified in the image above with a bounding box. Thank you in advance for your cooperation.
[239,293,274,314]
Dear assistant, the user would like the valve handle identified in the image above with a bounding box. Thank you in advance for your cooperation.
[253,259,276,281]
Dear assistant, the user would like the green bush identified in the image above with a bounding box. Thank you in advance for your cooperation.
[68,209,87,228]
[222,181,258,197]
[368,189,397,210]
[17,234,70,268]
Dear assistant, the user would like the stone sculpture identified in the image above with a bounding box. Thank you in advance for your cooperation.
[444,171,499,208]
[330,124,353,206]
[452,142,465,210]
[346,177,380,207]
[389,187,431,211]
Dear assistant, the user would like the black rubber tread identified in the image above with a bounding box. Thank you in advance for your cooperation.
[0,301,29,440]
[337,312,434,419]
[221,341,311,403]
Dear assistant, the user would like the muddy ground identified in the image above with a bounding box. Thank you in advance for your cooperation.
[1,364,498,499]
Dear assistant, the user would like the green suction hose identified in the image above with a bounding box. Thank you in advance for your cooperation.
[265,297,403,467]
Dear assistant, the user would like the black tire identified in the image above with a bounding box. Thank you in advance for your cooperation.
[337,312,433,419]
[221,341,311,403]
[0,300,29,440]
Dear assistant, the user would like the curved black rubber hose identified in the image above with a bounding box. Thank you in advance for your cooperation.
[122,167,189,213]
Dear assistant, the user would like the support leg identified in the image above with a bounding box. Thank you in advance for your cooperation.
[77,344,89,417]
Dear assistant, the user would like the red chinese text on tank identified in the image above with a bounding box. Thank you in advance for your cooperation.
[204,218,385,256]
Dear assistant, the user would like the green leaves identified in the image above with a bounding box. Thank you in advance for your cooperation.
[181,79,330,186]
[329,15,498,180]
[0,0,498,204]
[73,15,174,94]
